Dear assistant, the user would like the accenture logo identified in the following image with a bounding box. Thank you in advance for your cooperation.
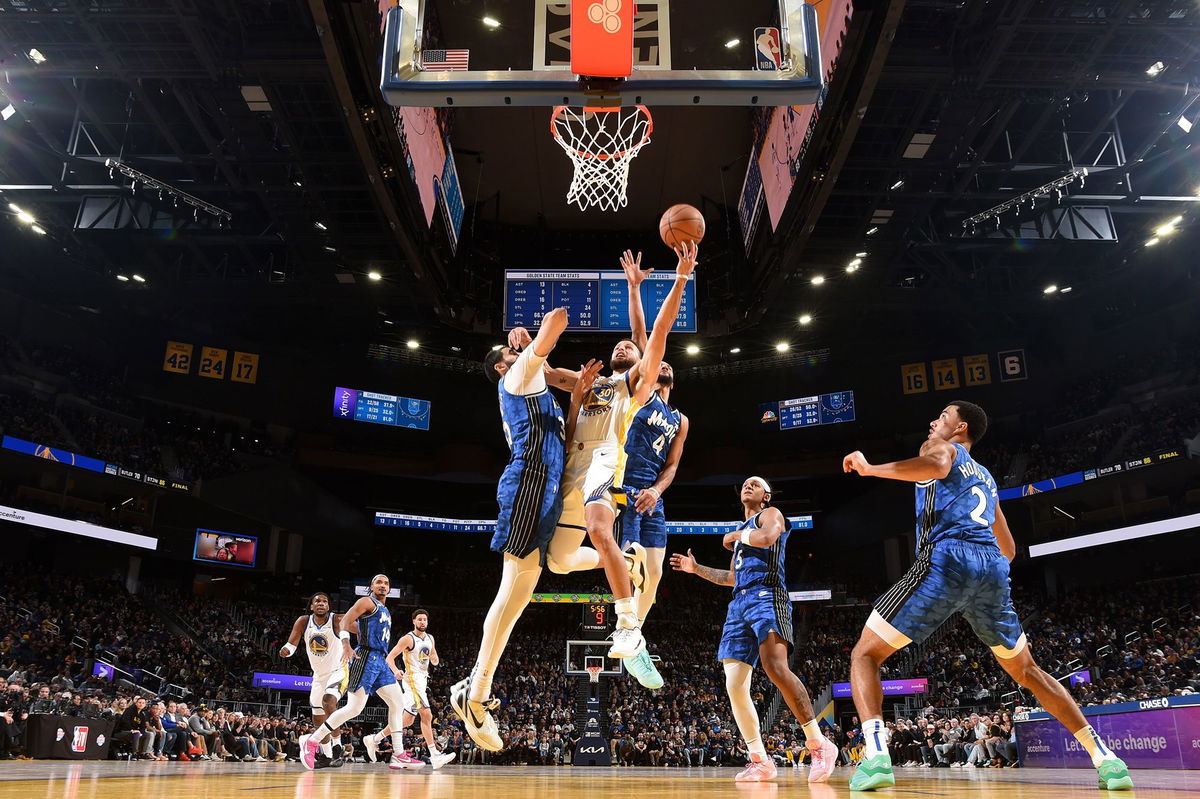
[588,0,623,34]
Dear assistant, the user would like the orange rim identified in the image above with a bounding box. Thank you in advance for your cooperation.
[550,105,654,162]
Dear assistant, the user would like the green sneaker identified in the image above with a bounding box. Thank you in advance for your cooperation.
[850,754,895,791]
[1097,758,1133,791]
[624,648,663,689]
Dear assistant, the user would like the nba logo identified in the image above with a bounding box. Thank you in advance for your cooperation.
[71,726,89,753]
[755,27,781,71]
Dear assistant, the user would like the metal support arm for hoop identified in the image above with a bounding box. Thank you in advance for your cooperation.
[380,0,823,108]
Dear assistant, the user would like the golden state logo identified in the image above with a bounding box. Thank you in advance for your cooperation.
[309,634,330,655]
[419,646,431,664]
[582,380,616,416]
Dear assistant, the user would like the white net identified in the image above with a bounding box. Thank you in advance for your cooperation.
[586,666,603,684]
[551,105,653,212]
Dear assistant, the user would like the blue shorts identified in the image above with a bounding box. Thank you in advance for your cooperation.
[493,459,563,565]
[346,650,397,697]
[716,588,794,667]
[617,487,667,549]
[874,540,1024,650]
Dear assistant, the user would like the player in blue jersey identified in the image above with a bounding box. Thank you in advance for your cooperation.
[616,250,691,689]
[301,574,422,771]
[450,307,584,753]
[671,477,839,783]
[842,402,1132,791]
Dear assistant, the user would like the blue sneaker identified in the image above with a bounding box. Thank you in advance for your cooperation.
[624,648,663,689]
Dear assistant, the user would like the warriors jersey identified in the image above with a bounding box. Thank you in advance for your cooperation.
[623,393,681,488]
[914,443,999,552]
[357,596,393,654]
[402,632,434,676]
[573,372,639,446]
[303,614,339,675]
[732,512,791,595]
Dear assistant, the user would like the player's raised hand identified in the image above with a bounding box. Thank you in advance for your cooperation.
[673,240,698,277]
[571,358,604,404]
[669,549,697,573]
[508,326,533,351]
[633,486,660,514]
[620,249,650,285]
[843,450,872,476]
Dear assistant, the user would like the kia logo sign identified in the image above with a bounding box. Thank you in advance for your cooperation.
[579,745,605,754]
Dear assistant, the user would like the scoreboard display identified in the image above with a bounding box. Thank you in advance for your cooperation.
[333,387,431,431]
[760,391,856,430]
[375,512,814,534]
[503,270,696,332]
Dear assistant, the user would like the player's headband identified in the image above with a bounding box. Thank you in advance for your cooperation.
[745,476,773,494]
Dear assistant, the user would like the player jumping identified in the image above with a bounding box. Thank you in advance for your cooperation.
[300,574,422,771]
[842,401,1132,791]
[671,476,839,783]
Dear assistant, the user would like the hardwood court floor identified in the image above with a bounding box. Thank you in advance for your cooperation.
[1,762,1198,799]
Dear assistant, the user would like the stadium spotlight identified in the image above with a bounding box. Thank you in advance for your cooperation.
[1043,285,1058,294]
[1154,216,1183,237]
[132,274,146,283]
[810,275,825,285]
[1146,61,1165,77]
[1,104,14,121]
[889,179,905,191]
[367,271,382,281]
[26,48,46,64]
[685,344,700,355]
[406,340,420,350]
[1060,286,1073,294]
[725,39,740,49]
[799,314,813,325]
[729,347,741,354]
[30,224,46,235]
[116,275,130,282]
[314,221,328,231]
[775,342,790,352]
[866,227,879,235]
[1145,237,1160,247]
[16,210,36,225]
[482,16,501,28]
[855,251,867,257]
[1177,116,1193,135]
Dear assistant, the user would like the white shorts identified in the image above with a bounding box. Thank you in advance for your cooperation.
[400,671,429,714]
[558,442,625,530]
[309,667,347,711]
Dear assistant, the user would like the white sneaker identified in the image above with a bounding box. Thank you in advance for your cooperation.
[950,762,962,768]
[431,751,456,770]
[363,733,379,763]
[607,626,646,658]
[450,678,503,752]
[623,542,648,592]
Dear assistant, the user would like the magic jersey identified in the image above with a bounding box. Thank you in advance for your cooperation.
[499,348,565,473]
[731,512,791,594]
[623,393,681,487]
[304,614,339,675]
[915,443,999,552]
[574,372,639,446]
[357,596,393,653]
[402,632,434,676]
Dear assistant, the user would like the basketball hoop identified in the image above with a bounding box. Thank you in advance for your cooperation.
[550,104,653,212]
[585,665,603,684]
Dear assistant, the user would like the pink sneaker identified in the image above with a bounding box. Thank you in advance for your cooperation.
[388,751,425,770]
[807,737,840,783]
[299,734,319,771]
[735,753,778,782]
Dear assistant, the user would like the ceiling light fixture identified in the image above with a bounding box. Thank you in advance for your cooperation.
[725,38,740,49]
[775,342,790,352]
[1043,285,1058,294]
[0,104,14,121]
[1060,286,1073,294]
[890,179,905,191]
[685,344,700,355]
[450,346,462,352]
[116,275,130,282]
[367,271,382,281]
[30,224,46,235]
[1177,116,1193,135]
[866,227,879,235]
[132,274,146,283]
[27,48,46,65]
[729,347,741,354]
[1146,61,1165,77]
[482,16,501,28]
[406,340,420,350]
[799,314,812,325]
[1145,237,1160,247]
[105,158,231,223]
[323,246,336,252]
[846,264,859,273]
[855,251,867,257]
[16,211,35,225]
[314,221,328,231]
[810,275,825,285]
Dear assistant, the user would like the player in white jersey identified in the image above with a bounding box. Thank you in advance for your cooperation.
[279,593,349,763]
[372,609,454,769]
[540,242,697,662]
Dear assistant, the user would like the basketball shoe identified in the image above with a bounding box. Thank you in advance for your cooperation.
[849,754,896,791]
[299,734,319,770]
[363,732,380,763]
[624,648,663,689]
[450,678,503,751]
[431,751,457,770]
[735,752,778,782]
[608,625,646,658]
[623,542,648,592]
[807,737,839,783]
[1096,758,1133,790]
[389,752,425,770]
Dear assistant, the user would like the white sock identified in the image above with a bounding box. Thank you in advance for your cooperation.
[391,729,404,756]
[320,740,333,758]
[1073,725,1117,767]
[802,719,826,745]
[863,718,888,759]
[747,737,768,760]
[615,597,638,629]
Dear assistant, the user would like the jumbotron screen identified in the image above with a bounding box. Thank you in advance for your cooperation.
[193,529,258,568]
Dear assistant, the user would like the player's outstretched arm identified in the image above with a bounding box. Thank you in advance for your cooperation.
[670,548,734,586]
[843,438,956,483]
[385,634,412,680]
[338,597,376,664]
[630,241,696,405]
[992,505,1016,561]
[621,249,651,352]
[278,615,307,658]
[635,414,689,514]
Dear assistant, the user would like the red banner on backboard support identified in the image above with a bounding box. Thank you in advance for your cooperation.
[571,0,635,77]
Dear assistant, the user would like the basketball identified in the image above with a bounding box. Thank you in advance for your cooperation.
[659,204,706,250]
